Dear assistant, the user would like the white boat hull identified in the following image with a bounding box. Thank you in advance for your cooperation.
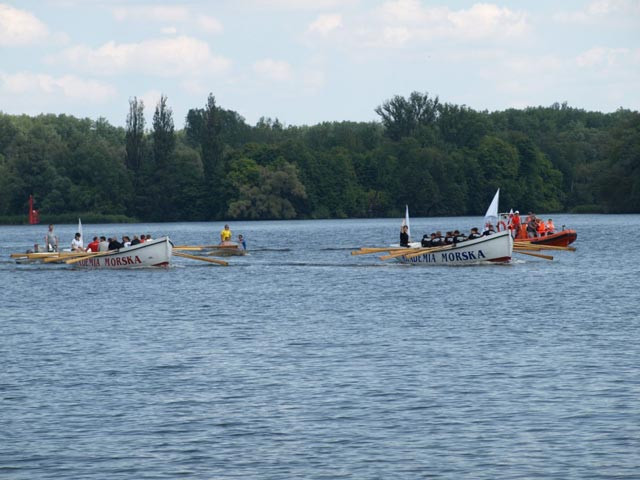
[396,231,513,265]
[74,237,172,268]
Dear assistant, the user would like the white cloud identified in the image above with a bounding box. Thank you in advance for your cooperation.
[0,71,116,102]
[375,1,530,42]
[253,59,293,82]
[381,26,411,47]
[305,1,531,51]
[0,4,48,45]
[576,47,630,68]
[112,6,190,23]
[48,36,231,78]
[307,14,343,35]
[240,0,358,11]
[196,15,223,34]
[111,5,223,34]
[553,0,640,23]
[161,26,178,35]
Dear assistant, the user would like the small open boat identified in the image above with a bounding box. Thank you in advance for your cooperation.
[395,230,513,265]
[206,243,247,257]
[73,237,172,268]
[13,237,173,268]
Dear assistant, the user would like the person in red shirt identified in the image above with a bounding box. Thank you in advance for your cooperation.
[86,236,100,252]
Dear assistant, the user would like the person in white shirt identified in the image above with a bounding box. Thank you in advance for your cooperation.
[70,232,85,252]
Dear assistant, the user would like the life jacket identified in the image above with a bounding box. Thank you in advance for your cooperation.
[547,221,555,232]
[517,224,528,239]
[536,221,546,234]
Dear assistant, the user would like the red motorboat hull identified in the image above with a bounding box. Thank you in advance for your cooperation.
[515,229,577,247]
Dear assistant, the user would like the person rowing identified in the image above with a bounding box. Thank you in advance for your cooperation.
[71,232,85,252]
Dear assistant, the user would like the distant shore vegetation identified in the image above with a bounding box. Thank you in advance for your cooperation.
[1,92,638,224]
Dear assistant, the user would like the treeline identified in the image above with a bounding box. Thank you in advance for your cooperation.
[0,92,638,223]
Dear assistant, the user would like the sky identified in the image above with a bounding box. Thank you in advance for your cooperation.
[1,0,639,128]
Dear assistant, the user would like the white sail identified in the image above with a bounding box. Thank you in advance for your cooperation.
[78,218,83,248]
[483,189,499,229]
[401,204,411,239]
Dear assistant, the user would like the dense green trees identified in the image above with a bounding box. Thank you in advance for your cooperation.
[0,92,638,223]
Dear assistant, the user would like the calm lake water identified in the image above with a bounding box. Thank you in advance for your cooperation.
[1,215,639,479]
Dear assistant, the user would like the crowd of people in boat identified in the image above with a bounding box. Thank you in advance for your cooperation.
[504,211,556,239]
[400,211,558,248]
[34,223,247,253]
[400,225,495,248]
[81,234,155,252]
[35,224,155,253]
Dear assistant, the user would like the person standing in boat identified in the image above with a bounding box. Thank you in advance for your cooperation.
[238,234,247,250]
[510,211,521,237]
[527,215,538,238]
[44,224,58,252]
[400,225,410,247]
[220,224,232,245]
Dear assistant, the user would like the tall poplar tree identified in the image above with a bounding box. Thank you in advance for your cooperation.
[125,97,145,172]
[201,94,225,217]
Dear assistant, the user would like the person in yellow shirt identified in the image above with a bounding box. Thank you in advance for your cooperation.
[220,224,232,244]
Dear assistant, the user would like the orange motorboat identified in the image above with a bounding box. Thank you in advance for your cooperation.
[497,212,577,247]
[513,228,577,247]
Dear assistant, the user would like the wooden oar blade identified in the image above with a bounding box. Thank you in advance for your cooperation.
[65,251,112,264]
[516,251,554,261]
[172,251,228,266]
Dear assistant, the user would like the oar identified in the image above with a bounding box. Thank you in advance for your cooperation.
[403,244,455,260]
[43,251,92,263]
[380,244,452,261]
[515,251,554,261]
[65,250,114,265]
[351,247,408,255]
[514,243,575,251]
[172,246,206,251]
[172,251,228,266]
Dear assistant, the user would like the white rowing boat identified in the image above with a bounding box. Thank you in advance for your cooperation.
[72,236,172,268]
[396,230,513,265]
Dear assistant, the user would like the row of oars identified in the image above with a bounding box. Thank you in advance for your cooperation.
[10,246,230,266]
[512,241,576,261]
[351,243,455,260]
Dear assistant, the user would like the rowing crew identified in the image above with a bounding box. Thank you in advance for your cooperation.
[400,226,494,248]
[83,234,154,252]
